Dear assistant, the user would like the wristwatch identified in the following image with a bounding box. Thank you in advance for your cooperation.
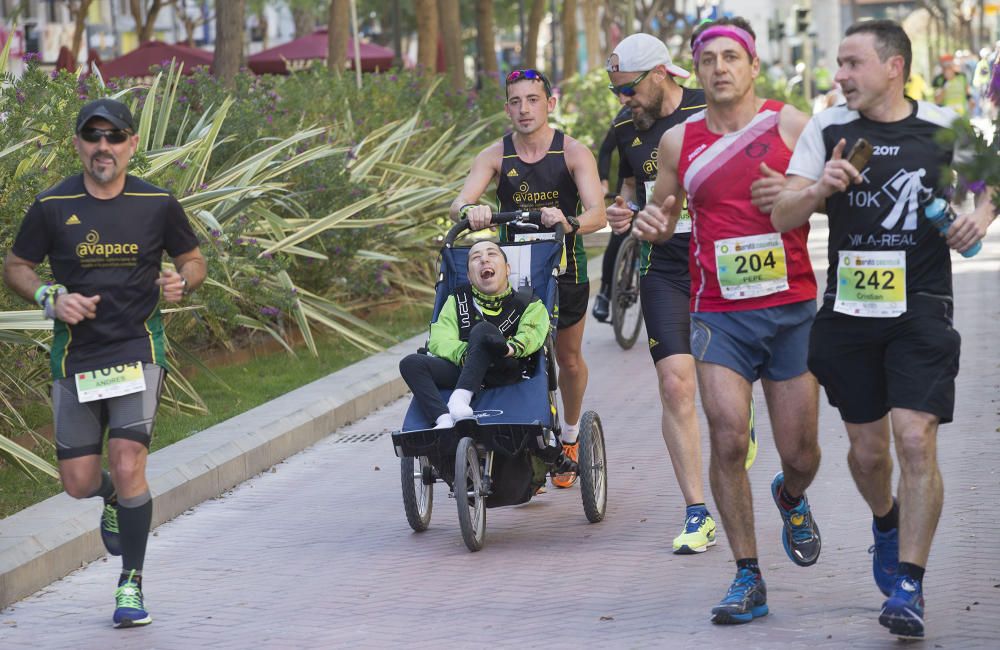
[180,276,189,296]
[565,215,581,233]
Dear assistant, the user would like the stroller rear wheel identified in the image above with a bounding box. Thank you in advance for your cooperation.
[455,437,486,551]
[578,411,608,523]
[401,456,434,532]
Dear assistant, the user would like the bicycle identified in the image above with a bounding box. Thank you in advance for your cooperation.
[610,232,643,349]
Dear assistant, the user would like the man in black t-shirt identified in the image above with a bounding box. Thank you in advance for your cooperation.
[773,21,996,640]
[604,34,728,556]
[3,98,206,628]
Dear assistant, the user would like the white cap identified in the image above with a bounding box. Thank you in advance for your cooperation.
[607,33,690,79]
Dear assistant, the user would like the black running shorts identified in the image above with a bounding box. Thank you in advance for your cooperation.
[52,363,166,460]
[808,296,961,424]
[556,277,589,330]
[639,270,691,362]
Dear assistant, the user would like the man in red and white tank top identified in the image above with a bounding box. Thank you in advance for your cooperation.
[634,16,823,626]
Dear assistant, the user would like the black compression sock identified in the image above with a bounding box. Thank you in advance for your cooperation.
[119,571,142,588]
[874,498,899,533]
[87,470,116,504]
[118,491,152,577]
[898,562,925,583]
[736,558,761,576]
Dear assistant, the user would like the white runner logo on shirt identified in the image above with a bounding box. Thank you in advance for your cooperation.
[880,168,933,231]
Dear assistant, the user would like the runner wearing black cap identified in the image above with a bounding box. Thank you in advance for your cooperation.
[3,98,206,628]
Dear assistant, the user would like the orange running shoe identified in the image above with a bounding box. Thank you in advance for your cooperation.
[551,442,579,488]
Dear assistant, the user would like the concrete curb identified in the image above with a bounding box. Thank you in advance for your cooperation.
[0,335,423,610]
[0,251,612,610]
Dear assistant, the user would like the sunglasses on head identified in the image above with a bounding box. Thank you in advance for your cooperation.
[505,69,552,96]
[79,127,132,144]
[608,69,652,97]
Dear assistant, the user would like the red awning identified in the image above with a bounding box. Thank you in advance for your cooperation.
[98,40,213,79]
[248,29,395,75]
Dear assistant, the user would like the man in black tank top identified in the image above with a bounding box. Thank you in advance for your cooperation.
[450,69,606,488]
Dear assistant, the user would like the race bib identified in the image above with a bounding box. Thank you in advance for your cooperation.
[834,250,906,318]
[645,180,690,233]
[512,231,558,242]
[75,362,146,403]
[714,233,788,299]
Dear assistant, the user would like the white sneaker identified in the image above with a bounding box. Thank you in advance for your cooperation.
[434,413,455,429]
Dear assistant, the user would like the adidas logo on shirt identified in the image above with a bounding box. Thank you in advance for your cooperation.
[632,137,642,147]
[507,168,519,177]
[65,214,81,225]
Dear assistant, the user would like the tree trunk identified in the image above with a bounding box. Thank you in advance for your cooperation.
[213,0,245,87]
[70,0,95,60]
[438,0,464,87]
[129,0,167,43]
[525,0,544,70]
[476,0,497,79]
[582,0,600,71]
[327,0,349,73]
[414,0,438,71]
[562,0,577,79]
[291,4,315,37]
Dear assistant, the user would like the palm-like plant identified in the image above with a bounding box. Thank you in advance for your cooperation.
[0,53,505,479]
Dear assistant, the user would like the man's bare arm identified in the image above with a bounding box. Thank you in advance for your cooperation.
[565,137,607,234]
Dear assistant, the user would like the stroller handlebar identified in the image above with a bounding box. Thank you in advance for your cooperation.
[446,211,565,246]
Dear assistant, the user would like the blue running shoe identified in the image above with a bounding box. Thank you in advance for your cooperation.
[711,568,768,624]
[869,521,899,597]
[100,503,122,556]
[770,472,821,566]
[879,575,924,639]
[113,570,151,628]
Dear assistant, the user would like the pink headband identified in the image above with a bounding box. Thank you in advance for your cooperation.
[692,25,757,63]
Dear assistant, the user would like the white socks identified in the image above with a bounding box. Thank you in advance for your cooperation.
[562,422,579,444]
[434,413,455,429]
[448,389,475,421]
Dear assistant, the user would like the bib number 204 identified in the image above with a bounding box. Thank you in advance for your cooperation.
[852,268,896,290]
[735,251,777,274]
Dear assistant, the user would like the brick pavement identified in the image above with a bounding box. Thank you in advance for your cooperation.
[1,221,998,649]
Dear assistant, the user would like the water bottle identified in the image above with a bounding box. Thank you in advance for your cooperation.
[923,198,981,258]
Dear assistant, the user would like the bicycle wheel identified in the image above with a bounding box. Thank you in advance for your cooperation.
[400,456,433,532]
[611,236,643,349]
[455,437,486,552]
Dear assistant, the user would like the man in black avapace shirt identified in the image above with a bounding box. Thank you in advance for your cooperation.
[4,98,206,628]
[604,33,727,556]
[450,69,606,489]
[773,20,996,640]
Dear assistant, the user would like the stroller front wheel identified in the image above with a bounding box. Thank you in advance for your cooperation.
[455,436,487,551]
[578,411,608,523]
[401,456,434,532]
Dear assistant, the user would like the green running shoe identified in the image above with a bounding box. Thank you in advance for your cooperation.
[100,503,121,556]
[113,570,151,628]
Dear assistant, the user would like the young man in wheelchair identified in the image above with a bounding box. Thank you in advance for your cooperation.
[399,240,550,429]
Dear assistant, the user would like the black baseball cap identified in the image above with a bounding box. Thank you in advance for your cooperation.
[75,98,136,133]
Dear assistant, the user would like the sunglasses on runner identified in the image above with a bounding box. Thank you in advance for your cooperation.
[608,69,652,97]
[505,69,552,97]
[79,127,132,144]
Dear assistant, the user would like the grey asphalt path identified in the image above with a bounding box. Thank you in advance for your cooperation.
[1,219,998,649]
